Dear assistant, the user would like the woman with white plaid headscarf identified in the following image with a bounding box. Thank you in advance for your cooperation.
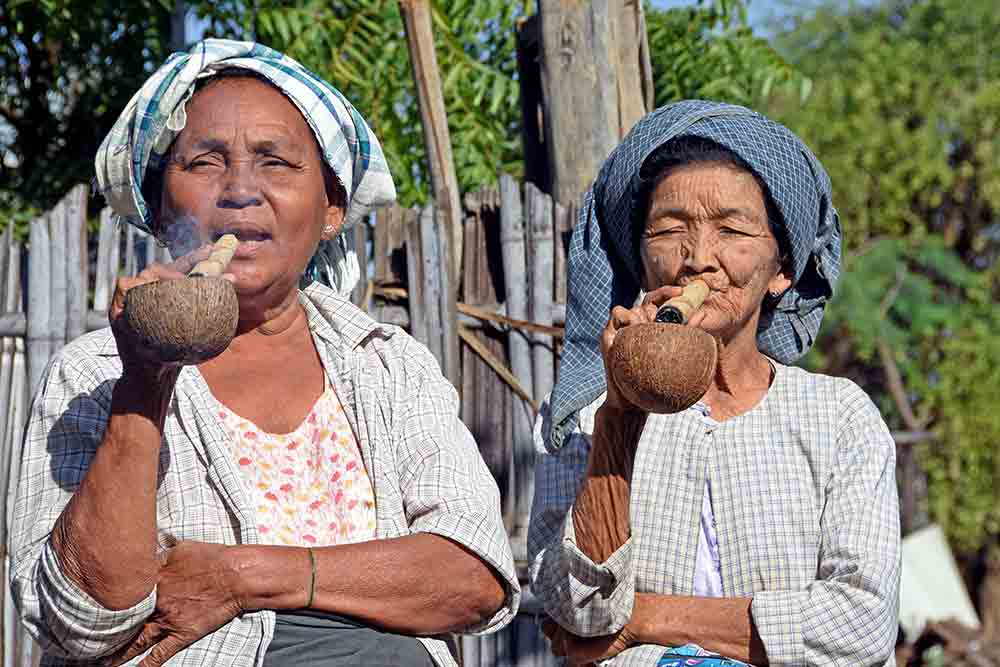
[10,39,518,667]
[529,101,900,666]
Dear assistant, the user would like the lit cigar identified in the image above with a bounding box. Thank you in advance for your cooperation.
[654,280,710,324]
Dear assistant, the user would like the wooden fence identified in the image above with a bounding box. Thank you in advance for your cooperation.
[0,179,571,666]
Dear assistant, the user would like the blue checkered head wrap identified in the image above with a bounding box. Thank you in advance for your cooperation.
[94,38,396,295]
[547,100,841,450]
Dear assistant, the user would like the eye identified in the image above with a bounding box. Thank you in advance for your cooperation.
[261,155,293,168]
[186,154,223,170]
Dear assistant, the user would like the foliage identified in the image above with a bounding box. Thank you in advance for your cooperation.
[189,0,525,207]
[0,0,174,231]
[771,0,1000,551]
[645,0,810,108]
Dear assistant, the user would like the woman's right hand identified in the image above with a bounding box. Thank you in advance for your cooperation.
[108,245,213,387]
[599,285,684,412]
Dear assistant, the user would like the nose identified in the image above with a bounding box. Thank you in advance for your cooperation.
[682,230,719,275]
[217,162,263,210]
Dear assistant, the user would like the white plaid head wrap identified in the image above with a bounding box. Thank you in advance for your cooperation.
[547,100,842,450]
[94,38,396,295]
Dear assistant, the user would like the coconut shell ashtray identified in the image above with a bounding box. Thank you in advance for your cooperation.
[608,280,719,413]
[120,234,240,365]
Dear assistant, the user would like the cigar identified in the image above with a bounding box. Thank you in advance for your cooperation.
[188,234,238,277]
[654,280,710,324]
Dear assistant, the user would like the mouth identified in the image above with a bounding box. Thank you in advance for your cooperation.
[212,225,273,260]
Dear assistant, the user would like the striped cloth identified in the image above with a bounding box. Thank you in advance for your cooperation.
[93,38,396,295]
[9,283,519,666]
[528,363,901,666]
[547,100,842,451]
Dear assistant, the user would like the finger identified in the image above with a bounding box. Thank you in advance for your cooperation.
[688,307,708,329]
[610,306,643,331]
[641,284,684,308]
[167,244,213,276]
[104,623,163,666]
[139,635,188,667]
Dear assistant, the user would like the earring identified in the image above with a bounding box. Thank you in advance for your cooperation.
[770,290,780,298]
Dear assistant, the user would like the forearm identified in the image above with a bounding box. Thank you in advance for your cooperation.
[572,405,646,563]
[51,373,175,610]
[233,533,506,635]
[632,593,767,665]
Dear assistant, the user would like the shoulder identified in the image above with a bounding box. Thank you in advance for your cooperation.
[40,328,121,394]
[776,363,892,455]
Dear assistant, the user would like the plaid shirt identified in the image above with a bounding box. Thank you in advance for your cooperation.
[528,362,900,666]
[9,283,519,666]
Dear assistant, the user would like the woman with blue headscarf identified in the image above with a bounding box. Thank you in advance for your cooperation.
[528,101,900,666]
[9,40,518,667]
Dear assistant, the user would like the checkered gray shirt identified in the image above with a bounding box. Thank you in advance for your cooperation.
[9,283,519,666]
[528,363,900,666]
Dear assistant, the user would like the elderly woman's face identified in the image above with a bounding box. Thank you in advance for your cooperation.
[159,77,342,306]
[640,162,791,338]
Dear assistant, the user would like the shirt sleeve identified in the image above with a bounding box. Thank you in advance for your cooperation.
[526,398,635,637]
[393,341,521,635]
[751,382,901,666]
[8,349,155,659]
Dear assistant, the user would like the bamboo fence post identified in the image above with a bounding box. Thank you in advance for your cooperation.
[404,207,427,344]
[526,183,555,401]
[417,203,444,369]
[65,185,88,342]
[399,0,463,281]
[27,215,52,394]
[351,220,369,308]
[49,204,68,350]
[0,227,12,451]
[499,174,534,561]
[93,208,115,312]
[435,206,460,389]
[124,225,137,277]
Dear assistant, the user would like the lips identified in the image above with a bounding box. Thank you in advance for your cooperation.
[212,224,273,259]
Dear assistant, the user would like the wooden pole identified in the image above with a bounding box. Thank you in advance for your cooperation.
[404,207,428,344]
[537,0,650,205]
[526,183,555,401]
[49,205,68,350]
[65,185,88,343]
[499,174,534,562]
[27,215,52,394]
[398,0,463,282]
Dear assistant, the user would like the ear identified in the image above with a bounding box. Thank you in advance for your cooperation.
[767,265,793,298]
[321,205,345,241]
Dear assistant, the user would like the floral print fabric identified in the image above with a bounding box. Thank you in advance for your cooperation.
[217,380,376,547]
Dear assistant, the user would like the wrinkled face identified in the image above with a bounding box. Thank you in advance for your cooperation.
[158,76,343,310]
[640,162,791,339]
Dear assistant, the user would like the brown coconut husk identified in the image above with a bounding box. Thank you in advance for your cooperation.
[120,235,239,365]
[608,322,718,413]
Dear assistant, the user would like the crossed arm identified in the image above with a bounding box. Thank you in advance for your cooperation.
[549,403,767,666]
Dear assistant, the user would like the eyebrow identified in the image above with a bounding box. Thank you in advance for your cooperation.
[647,205,762,223]
[187,137,298,154]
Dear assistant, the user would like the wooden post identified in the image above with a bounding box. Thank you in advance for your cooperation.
[124,225,137,278]
[65,185,88,343]
[49,205,68,350]
[499,174,534,561]
[526,183,555,401]
[537,0,650,205]
[398,0,463,282]
[404,207,427,345]
[27,215,52,394]
[93,208,116,312]
[351,221,369,308]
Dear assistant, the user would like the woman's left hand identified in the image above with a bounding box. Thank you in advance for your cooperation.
[106,541,243,667]
[541,617,640,667]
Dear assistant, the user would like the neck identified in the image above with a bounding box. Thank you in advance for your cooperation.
[235,288,306,338]
[700,317,774,420]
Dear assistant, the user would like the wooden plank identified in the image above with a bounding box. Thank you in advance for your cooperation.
[553,200,574,305]
[48,203,68,349]
[613,0,650,136]
[417,203,444,368]
[93,208,115,312]
[435,205,460,389]
[27,215,52,394]
[403,207,427,344]
[65,185,88,342]
[351,221,369,308]
[0,227,12,455]
[398,0,463,280]
[526,183,555,402]
[499,174,534,562]
[124,225,137,277]
[373,206,389,284]
[461,195,480,431]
